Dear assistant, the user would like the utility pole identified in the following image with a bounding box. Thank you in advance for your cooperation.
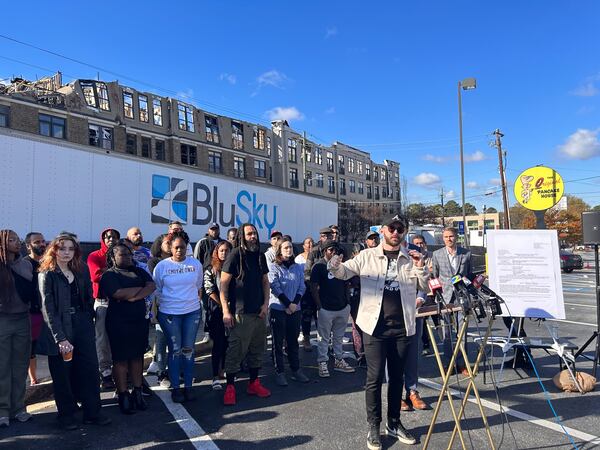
[440,187,446,227]
[301,131,307,193]
[493,129,510,229]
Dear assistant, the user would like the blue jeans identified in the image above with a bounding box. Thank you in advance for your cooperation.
[404,318,423,393]
[157,309,201,389]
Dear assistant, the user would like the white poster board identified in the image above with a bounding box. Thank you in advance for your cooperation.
[487,230,565,319]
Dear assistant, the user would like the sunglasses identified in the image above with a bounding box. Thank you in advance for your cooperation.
[387,224,404,234]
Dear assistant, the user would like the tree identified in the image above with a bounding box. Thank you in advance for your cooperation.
[545,195,590,246]
[593,205,600,212]
[464,203,477,215]
[444,200,461,216]
[508,203,536,229]
[484,207,497,213]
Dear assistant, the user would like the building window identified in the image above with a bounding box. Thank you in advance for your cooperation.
[155,140,165,161]
[327,151,334,172]
[348,157,355,174]
[315,148,323,165]
[374,168,379,182]
[328,176,335,193]
[123,91,134,119]
[306,170,313,186]
[141,137,151,158]
[349,180,356,193]
[267,136,271,156]
[253,127,265,150]
[366,164,371,180]
[254,160,266,178]
[338,155,345,174]
[316,173,324,188]
[208,151,222,174]
[305,146,312,163]
[233,156,245,178]
[138,95,149,122]
[205,115,220,143]
[468,220,479,230]
[89,124,113,149]
[382,186,388,198]
[0,105,8,127]
[178,103,195,132]
[357,161,363,175]
[180,144,197,166]
[39,114,65,139]
[126,134,137,155]
[340,178,346,195]
[375,186,380,200]
[232,121,244,150]
[153,98,163,126]
[80,81,110,111]
[290,168,299,188]
[367,185,372,199]
[288,139,297,163]
[358,181,364,195]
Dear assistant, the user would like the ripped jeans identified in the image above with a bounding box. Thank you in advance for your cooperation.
[157,309,201,389]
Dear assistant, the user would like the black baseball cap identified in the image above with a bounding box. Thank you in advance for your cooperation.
[322,239,342,252]
[209,223,219,229]
[382,213,408,228]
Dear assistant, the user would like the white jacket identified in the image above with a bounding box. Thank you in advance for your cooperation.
[328,244,429,336]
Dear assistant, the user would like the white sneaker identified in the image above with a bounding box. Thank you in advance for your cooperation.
[334,358,355,373]
[212,378,223,391]
[199,333,210,344]
[297,332,305,343]
[318,361,330,378]
[146,361,160,375]
[342,336,351,344]
[14,411,32,423]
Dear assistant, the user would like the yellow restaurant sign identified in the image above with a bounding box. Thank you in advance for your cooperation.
[514,166,564,211]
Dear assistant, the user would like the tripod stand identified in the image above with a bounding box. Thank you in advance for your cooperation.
[573,243,600,378]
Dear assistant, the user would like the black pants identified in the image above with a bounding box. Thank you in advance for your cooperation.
[47,311,102,421]
[363,332,410,425]
[270,309,301,373]
[208,311,228,378]
[300,288,318,338]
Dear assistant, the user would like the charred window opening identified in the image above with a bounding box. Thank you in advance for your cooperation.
[327,151,334,172]
[139,95,149,122]
[153,98,163,126]
[253,127,265,150]
[233,156,245,178]
[205,115,219,143]
[266,136,271,156]
[178,103,195,132]
[80,81,110,111]
[232,121,244,150]
[80,81,97,108]
[123,91,134,119]
[89,124,113,150]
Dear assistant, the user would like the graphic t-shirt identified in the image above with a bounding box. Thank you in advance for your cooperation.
[153,257,203,315]
[374,250,406,337]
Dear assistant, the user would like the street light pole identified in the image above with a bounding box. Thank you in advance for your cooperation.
[458,77,477,247]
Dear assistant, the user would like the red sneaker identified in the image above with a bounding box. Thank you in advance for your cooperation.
[247,379,271,398]
[223,384,236,406]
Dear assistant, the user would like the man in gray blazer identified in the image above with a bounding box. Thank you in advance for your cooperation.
[431,227,472,373]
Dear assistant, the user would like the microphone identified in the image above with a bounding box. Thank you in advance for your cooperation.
[428,278,446,306]
[471,275,504,302]
[451,275,472,309]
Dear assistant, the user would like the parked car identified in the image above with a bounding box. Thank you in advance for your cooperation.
[560,250,584,273]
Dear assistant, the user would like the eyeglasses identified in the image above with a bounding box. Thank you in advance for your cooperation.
[387,224,404,234]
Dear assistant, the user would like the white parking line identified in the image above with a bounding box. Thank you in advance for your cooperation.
[145,376,219,450]
[546,318,597,327]
[418,378,600,445]
[565,302,597,308]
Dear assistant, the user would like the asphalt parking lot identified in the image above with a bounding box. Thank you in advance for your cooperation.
[3,252,599,450]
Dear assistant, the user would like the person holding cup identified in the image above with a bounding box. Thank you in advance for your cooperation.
[38,234,111,430]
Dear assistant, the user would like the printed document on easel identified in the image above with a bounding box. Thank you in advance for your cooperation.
[487,230,566,319]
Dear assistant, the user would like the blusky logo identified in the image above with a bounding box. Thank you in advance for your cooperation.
[151,174,188,224]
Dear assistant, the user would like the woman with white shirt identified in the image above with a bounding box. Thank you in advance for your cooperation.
[152,230,202,403]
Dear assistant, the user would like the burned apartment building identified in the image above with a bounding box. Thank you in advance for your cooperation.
[0,72,401,241]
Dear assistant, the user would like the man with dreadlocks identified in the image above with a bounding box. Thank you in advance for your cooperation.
[0,230,35,427]
[220,223,271,405]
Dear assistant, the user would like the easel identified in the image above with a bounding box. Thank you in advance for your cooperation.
[418,305,496,450]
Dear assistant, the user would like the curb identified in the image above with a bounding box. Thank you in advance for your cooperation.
[25,339,213,410]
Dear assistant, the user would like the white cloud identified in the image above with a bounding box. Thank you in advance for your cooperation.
[413,172,441,187]
[325,26,338,39]
[423,154,449,163]
[325,106,335,114]
[488,178,502,186]
[466,181,479,189]
[219,73,237,85]
[570,74,600,97]
[176,88,194,99]
[464,150,486,162]
[445,190,456,200]
[265,106,305,122]
[558,128,600,159]
[257,70,289,89]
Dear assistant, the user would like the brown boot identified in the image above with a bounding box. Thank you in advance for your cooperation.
[409,391,428,410]
[401,399,412,411]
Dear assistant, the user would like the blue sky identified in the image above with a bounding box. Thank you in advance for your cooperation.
[1,1,599,211]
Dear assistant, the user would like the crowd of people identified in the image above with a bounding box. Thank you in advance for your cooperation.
[0,217,475,450]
